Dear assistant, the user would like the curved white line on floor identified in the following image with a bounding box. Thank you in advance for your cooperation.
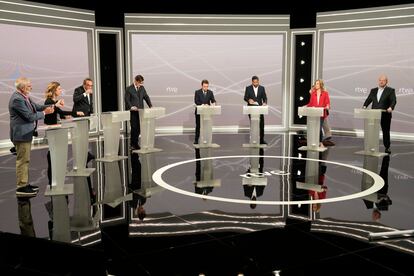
[152,155,384,205]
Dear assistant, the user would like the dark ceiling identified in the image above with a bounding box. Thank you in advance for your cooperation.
[27,0,414,28]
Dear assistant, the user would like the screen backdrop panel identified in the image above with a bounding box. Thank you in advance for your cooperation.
[0,23,90,140]
[131,34,284,128]
[321,27,414,134]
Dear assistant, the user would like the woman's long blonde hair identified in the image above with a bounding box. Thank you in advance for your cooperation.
[315,79,325,91]
[44,81,60,99]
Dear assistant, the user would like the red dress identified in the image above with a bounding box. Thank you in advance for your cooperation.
[307,90,330,119]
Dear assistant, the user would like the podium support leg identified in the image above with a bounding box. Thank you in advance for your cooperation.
[299,116,326,152]
[355,118,387,157]
[243,115,267,148]
[96,114,127,162]
[195,114,219,148]
[137,117,163,154]
[45,128,73,196]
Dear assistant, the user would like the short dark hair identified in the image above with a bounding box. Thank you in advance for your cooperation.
[201,79,209,85]
[83,78,93,85]
[252,76,259,81]
[135,75,144,82]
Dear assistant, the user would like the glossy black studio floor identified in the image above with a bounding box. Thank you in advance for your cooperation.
[1,132,414,275]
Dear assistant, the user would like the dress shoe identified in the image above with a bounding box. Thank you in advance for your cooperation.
[260,140,267,145]
[385,148,391,154]
[322,140,335,147]
[131,145,140,150]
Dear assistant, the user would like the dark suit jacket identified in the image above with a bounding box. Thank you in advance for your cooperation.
[363,86,396,111]
[194,89,216,106]
[125,84,152,110]
[244,85,267,106]
[72,85,93,116]
[9,91,46,142]
[243,185,265,199]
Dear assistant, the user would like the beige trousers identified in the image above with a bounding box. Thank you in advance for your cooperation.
[15,141,32,188]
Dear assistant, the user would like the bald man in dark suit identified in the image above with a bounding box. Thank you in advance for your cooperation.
[363,75,397,154]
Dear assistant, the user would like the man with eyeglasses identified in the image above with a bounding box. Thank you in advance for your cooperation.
[9,77,54,197]
[72,78,93,117]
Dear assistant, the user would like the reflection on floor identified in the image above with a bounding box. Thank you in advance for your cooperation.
[1,132,414,275]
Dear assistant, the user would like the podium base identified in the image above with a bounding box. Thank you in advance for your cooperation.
[100,193,133,208]
[70,215,100,232]
[242,143,267,148]
[45,184,74,196]
[66,168,96,177]
[193,143,220,148]
[298,146,327,152]
[134,147,163,154]
[96,155,128,163]
[354,150,388,157]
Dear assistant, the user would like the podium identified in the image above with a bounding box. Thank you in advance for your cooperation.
[96,111,130,162]
[195,105,221,148]
[298,106,326,152]
[243,106,268,148]
[44,124,75,196]
[354,108,387,157]
[136,107,166,154]
[66,116,97,176]
[63,116,99,231]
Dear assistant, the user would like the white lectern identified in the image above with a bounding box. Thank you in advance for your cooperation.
[40,124,75,241]
[298,106,326,152]
[66,115,97,176]
[44,125,75,196]
[136,107,166,154]
[63,116,99,231]
[354,108,387,157]
[195,105,221,148]
[243,106,268,148]
[96,111,130,162]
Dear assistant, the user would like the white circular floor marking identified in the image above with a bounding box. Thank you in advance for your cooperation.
[152,155,384,205]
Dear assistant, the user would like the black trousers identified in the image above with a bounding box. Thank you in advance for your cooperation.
[381,112,392,149]
[248,114,265,142]
[130,111,140,147]
[195,114,200,143]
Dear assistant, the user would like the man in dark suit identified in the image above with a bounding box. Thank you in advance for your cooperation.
[72,78,95,163]
[9,77,54,197]
[125,75,152,150]
[363,75,397,154]
[72,78,93,117]
[194,79,216,144]
[244,76,268,144]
